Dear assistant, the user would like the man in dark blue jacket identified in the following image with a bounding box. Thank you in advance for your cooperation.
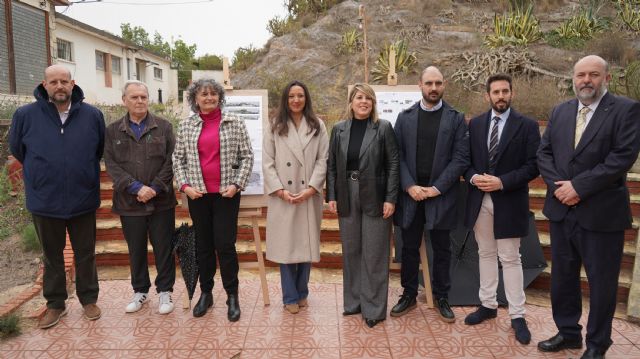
[9,65,105,329]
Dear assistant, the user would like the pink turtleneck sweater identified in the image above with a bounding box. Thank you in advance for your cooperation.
[197,108,222,193]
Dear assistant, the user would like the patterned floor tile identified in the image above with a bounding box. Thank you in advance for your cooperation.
[339,324,389,348]
[292,307,339,326]
[386,319,435,348]
[438,345,494,358]
[244,325,294,349]
[237,348,291,359]
[251,306,296,327]
[290,347,341,359]
[290,325,341,348]
[194,326,249,350]
[341,347,393,358]
[488,345,546,358]
[0,351,44,359]
[613,319,640,344]
[389,346,442,359]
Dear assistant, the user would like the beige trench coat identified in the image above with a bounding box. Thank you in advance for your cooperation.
[263,118,329,264]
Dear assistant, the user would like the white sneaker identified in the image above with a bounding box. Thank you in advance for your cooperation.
[158,291,174,315]
[125,292,148,313]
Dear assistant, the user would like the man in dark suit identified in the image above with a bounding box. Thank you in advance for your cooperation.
[463,73,540,345]
[537,55,640,359]
[391,66,470,322]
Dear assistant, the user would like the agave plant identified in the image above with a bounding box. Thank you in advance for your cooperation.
[616,0,640,32]
[337,28,362,55]
[484,3,542,48]
[371,40,417,84]
[553,5,609,40]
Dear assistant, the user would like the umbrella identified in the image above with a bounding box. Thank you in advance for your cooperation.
[416,183,547,306]
[172,223,199,308]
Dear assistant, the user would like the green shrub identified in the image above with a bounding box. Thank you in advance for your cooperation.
[232,45,262,71]
[371,40,417,84]
[609,60,640,101]
[484,3,542,48]
[0,101,19,119]
[0,313,21,338]
[267,15,298,37]
[21,222,40,252]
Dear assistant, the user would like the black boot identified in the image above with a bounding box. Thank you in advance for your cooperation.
[193,292,213,318]
[226,294,241,322]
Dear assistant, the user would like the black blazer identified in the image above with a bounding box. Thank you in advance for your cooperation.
[537,92,640,232]
[464,109,540,239]
[393,101,470,230]
[326,118,399,217]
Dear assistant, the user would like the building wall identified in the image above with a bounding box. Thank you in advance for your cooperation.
[0,0,50,95]
[12,1,48,94]
[54,22,176,105]
[0,0,9,93]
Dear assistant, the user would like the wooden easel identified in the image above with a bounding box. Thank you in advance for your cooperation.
[383,52,434,308]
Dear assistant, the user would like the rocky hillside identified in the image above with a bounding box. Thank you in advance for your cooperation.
[231,0,639,121]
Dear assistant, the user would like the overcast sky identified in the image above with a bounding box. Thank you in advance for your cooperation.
[55,0,289,59]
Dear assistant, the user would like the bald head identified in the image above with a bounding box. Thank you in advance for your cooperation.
[44,65,72,82]
[572,55,611,105]
[420,66,444,82]
[573,55,609,75]
[419,66,446,108]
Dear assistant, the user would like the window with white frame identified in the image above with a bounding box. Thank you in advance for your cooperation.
[112,56,121,74]
[154,67,163,80]
[95,51,106,70]
[57,39,73,62]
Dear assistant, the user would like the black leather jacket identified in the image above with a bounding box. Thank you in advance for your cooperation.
[326,118,399,217]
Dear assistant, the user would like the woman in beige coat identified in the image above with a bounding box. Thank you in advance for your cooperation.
[263,81,329,314]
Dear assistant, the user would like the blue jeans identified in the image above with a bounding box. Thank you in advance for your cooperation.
[279,263,311,305]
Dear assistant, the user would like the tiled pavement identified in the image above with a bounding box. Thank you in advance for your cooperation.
[1,278,640,358]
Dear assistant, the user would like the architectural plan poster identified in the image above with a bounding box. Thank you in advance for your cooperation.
[375,91,422,127]
[348,85,421,127]
[224,93,265,196]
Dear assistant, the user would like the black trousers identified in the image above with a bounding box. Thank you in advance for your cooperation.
[32,211,99,309]
[550,209,624,353]
[188,193,240,294]
[120,208,176,294]
[400,201,452,299]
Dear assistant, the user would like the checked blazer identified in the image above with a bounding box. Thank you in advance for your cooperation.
[173,112,254,192]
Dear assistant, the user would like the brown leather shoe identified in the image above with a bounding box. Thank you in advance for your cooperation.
[38,308,68,329]
[284,303,300,314]
[298,298,308,307]
[83,303,102,320]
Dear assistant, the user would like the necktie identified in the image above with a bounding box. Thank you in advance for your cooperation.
[488,117,500,171]
[575,106,591,148]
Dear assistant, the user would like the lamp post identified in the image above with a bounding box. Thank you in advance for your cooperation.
[358,5,368,84]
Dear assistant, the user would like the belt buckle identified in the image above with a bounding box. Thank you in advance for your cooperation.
[349,171,359,181]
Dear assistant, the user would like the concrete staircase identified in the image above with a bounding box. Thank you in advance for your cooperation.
[96,164,640,304]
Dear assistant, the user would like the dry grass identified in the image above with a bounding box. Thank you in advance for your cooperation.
[585,31,638,67]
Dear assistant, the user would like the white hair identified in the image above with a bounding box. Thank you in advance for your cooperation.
[122,80,149,96]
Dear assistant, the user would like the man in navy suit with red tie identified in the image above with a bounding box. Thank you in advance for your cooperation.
[537,55,640,359]
[463,73,540,345]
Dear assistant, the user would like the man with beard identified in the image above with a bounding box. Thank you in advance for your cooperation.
[391,66,469,322]
[462,73,540,345]
[537,55,640,359]
[10,65,105,329]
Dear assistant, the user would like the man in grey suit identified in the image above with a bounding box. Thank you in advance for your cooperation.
[391,66,470,322]
[537,55,640,359]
